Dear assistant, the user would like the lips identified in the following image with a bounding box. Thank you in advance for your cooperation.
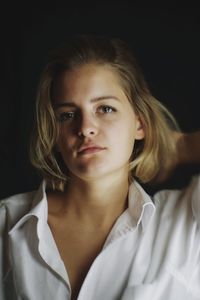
[78,144,105,154]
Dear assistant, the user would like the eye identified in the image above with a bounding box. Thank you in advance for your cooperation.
[98,105,116,114]
[58,111,75,122]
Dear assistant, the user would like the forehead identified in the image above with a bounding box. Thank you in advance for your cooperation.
[52,63,125,100]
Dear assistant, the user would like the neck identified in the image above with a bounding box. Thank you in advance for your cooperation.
[55,170,130,231]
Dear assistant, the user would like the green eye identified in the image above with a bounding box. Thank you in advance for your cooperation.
[99,105,116,113]
[57,105,116,122]
[59,112,75,122]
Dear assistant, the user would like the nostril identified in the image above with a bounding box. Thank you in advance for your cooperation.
[78,129,96,137]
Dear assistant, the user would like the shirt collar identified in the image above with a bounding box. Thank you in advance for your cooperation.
[128,180,156,230]
[9,180,47,234]
[9,179,155,235]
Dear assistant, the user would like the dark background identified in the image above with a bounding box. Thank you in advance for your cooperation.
[1,3,200,199]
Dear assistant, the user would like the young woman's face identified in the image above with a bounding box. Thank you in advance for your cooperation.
[53,63,144,182]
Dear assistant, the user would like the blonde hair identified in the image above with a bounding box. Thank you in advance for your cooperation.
[29,34,180,191]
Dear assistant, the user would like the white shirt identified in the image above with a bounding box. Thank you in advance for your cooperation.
[0,175,200,300]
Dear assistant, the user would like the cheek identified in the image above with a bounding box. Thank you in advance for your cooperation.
[56,129,72,151]
[116,118,136,139]
[109,121,135,150]
[121,123,136,151]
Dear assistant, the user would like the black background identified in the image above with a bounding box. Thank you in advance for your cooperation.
[0,3,200,199]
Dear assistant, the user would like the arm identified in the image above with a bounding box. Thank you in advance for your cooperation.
[154,131,200,184]
[177,131,200,165]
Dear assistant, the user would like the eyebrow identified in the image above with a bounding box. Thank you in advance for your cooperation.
[53,96,120,109]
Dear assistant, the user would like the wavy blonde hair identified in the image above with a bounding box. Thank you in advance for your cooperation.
[30,34,180,191]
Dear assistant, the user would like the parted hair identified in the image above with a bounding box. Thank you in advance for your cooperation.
[29,34,180,191]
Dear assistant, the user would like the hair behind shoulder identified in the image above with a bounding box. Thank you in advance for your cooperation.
[29,34,180,191]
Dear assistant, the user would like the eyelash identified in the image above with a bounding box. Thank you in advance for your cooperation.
[58,105,117,122]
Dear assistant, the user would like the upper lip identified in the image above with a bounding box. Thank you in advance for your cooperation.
[77,144,105,153]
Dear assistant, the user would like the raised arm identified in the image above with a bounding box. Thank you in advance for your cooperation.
[153,131,200,184]
[177,131,200,165]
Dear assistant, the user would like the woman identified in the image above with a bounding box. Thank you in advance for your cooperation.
[0,34,200,300]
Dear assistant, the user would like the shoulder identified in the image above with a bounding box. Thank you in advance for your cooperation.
[153,174,200,223]
[0,190,38,299]
[0,189,37,231]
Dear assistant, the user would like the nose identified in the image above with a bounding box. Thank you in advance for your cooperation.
[77,113,98,138]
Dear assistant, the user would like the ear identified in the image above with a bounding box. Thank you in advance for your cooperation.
[135,117,145,140]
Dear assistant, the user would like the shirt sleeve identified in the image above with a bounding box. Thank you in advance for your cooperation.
[189,174,200,224]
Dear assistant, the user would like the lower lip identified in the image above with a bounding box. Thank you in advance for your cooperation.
[78,148,105,155]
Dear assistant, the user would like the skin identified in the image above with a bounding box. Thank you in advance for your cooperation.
[49,63,144,230]
[156,131,200,183]
[47,63,200,298]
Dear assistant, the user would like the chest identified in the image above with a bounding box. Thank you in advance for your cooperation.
[10,205,200,300]
[48,219,109,300]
